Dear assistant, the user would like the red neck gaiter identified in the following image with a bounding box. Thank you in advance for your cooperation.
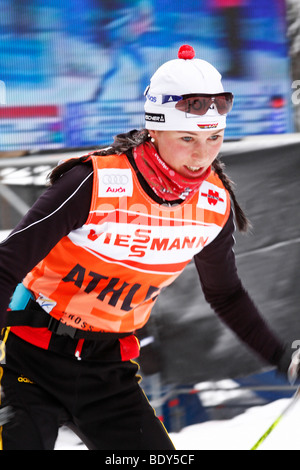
[133,141,211,201]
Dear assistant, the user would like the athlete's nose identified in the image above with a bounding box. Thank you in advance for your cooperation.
[190,148,207,167]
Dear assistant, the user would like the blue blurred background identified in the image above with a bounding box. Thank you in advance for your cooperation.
[0,0,293,151]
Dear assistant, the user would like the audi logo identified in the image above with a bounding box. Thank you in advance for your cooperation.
[102,174,129,185]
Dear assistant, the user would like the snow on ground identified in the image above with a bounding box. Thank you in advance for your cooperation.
[53,386,300,451]
[169,398,300,450]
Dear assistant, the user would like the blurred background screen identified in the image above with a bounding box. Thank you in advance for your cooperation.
[1,0,300,388]
[0,0,293,152]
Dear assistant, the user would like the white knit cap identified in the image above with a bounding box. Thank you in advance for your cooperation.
[144,45,232,131]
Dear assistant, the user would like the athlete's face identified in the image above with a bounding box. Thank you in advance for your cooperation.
[148,129,224,179]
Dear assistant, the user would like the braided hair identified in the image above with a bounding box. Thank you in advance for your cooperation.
[49,129,250,232]
[211,158,250,233]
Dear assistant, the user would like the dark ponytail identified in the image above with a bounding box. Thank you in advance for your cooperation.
[48,129,150,185]
[48,128,250,232]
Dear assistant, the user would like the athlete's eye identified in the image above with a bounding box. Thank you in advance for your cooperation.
[209,134,221,141]
[181,136,193,142]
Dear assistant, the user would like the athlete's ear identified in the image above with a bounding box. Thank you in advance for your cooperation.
[148,130,158,142]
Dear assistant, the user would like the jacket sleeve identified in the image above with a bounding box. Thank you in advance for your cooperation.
[0,163,93,329]
[194,210,285,367]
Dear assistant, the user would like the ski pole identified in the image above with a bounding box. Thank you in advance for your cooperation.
[251,386,300,450]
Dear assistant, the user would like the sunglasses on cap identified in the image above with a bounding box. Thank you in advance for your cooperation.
[145,88,234,115]
[174,93,234,116]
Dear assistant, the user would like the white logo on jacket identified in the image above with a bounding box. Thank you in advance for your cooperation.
[98,169,133,197]
[197,181,227,214]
